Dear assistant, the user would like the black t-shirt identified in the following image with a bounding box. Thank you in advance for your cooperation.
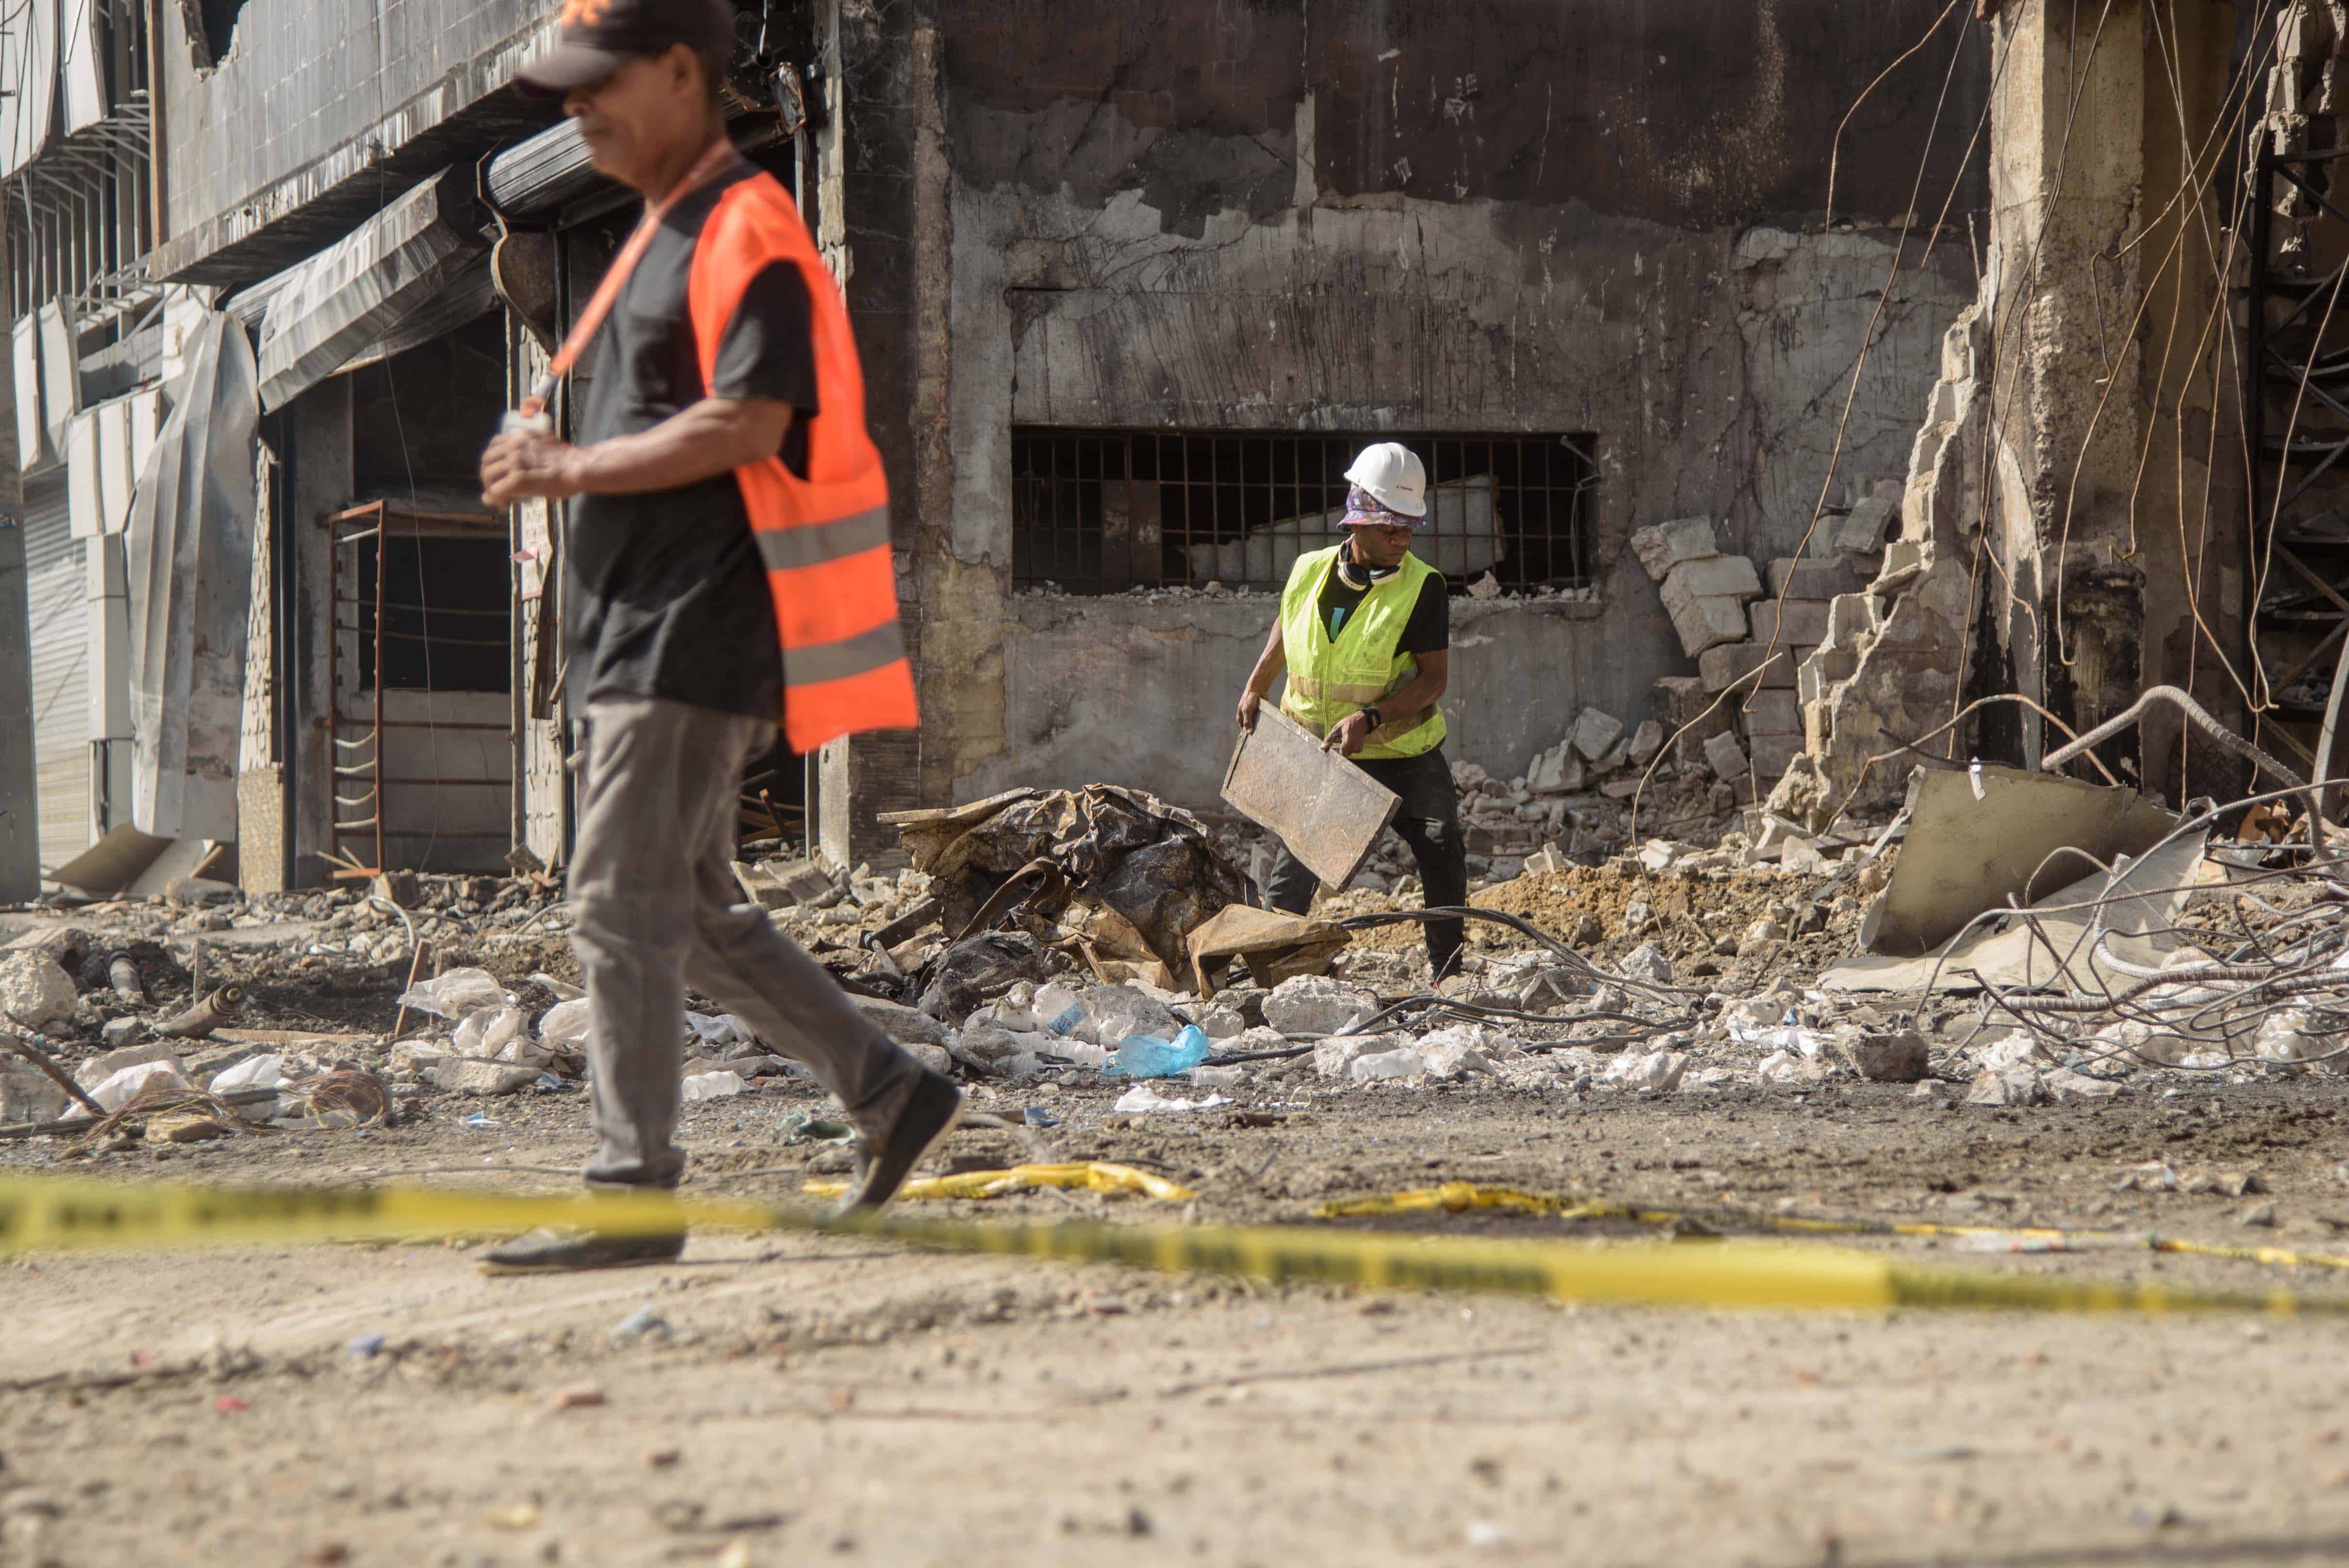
[564,163,819,721]
[1316,561,1450,654]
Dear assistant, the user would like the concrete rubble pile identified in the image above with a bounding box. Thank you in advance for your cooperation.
[1626,505,1893,807]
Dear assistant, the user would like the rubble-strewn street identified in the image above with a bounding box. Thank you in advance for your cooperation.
[16,781,2349,1563]
[13,0,2349,1562]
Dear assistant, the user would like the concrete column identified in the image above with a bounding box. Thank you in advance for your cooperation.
[821,0,931,862]
[1984,0,2149,778]
[286,376,351,887]
[0,207,33,901]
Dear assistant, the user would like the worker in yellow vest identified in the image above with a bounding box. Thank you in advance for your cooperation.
[1235,442,1468,978]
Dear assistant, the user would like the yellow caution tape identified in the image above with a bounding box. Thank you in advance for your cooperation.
[800,1161,1195,1204]
[2152,1235,2349,1272]
[1319,1185,2349,1272]
[0,1175,2334,1315]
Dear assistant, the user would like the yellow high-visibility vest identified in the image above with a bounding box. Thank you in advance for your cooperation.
[1277,545,1446,760]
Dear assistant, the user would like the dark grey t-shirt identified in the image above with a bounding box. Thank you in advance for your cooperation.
[564,163,818,720]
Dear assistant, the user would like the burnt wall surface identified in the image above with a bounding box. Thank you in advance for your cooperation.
[946,0,1985,232]
[897,0,1989,811]
[154,0,554,282]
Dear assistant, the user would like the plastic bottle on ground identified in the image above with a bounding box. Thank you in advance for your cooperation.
[1106,1024,1212,1078]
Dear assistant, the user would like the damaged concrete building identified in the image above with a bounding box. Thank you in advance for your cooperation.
[13,0,2316,898]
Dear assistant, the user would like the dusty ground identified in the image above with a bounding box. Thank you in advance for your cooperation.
[12,1064,2349,1567]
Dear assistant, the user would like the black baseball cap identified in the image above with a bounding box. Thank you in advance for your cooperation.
[514,0,736,97]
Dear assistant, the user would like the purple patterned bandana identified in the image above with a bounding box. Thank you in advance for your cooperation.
[1341,483,1423,529]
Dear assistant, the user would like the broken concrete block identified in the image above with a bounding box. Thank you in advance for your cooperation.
[1873,539,1928,594]
[1664,553,1762,602]
[1625,719,1663,767]
[0,1058,67,1124]
[1662,557,1764,657]
[2044,1067,2123,1101]
[1569,707,1624,763]
[1620,944,1674,983]
[1768,556,1873,599]
[1591,735,1632,775]
[1822,593,1882,649]
[1697,642,1796,693]
[0,953,76,1030]
[1834,496,1898,557]
[1748,598,1830,647]
[1629,516,1720,581]
[1966,1067,2046,1107]
[1314,1031,1404,1077]
[1741,688,1801,736]
[1666,593,1753,657]
[1526,743,1586,796]
[1264,975,1380,1036]
[435,1059,542,1095]
[1702,729,1748,781]
[1842,1029,1929,1083]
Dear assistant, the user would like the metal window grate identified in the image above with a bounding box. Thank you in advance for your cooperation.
[1011,428,1598,595]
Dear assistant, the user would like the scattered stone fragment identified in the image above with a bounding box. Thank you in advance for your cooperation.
[1619,945,1674,984]
[1314,1033,1406,1078]
[1629,516,1721,580]
[0,952,76,1030]
[1264,976,1380,1037]
[1843,1029,1929,1083]
[1966,1068,2046,1107]
[1569,707,1625,763]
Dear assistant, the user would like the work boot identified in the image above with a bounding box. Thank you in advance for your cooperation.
[476,1227,685,1275]
[835,1069,965,1216]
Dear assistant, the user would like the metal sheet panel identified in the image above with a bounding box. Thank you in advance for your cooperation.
[22,478,88,875]
[226,166,489,411]
[58,0,104,135]
[1220,706,1400,889]
[125,310,260,841]
[1,0,57,178]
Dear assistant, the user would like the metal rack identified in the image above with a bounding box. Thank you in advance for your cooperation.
[2241,143,2349,774]
[323,500,513,876]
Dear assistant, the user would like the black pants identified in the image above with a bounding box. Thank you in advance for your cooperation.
[1264,746,1468,979]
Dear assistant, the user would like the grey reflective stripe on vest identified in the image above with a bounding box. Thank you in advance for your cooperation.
[754,504,891,571]
[784,618,906,687]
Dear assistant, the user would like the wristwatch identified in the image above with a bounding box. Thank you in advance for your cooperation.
[1358,705,1382,732]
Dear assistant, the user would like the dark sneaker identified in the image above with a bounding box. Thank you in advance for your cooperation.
[835,1070,965,1216]
[476,1227,685,1275]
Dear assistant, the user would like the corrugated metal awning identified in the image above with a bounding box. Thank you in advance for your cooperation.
[224,166,494,411]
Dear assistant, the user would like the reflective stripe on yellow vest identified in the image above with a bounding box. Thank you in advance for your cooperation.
[1278,545,1446,760]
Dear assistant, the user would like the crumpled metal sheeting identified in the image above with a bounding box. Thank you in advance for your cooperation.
[890,784,1250,972]
[124,309,260,842]
[227,166,490,411]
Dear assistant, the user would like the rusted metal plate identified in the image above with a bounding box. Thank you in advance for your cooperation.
[1221,707,1400,889]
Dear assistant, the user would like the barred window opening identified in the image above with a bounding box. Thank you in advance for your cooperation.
[1011,428,1598,595]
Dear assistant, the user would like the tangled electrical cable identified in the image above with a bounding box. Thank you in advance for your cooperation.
[1919,776,2349,1078]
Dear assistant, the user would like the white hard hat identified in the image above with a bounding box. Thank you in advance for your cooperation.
[1344,441,1428,518]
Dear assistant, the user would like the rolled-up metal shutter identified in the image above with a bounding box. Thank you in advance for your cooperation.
[22,476,88,875]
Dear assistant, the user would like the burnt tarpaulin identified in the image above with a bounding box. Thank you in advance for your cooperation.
[125,310,259,841]
[227,166,490,411]
[882,785,1251,974]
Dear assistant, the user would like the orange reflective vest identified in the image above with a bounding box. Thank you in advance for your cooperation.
[687,169,919,753]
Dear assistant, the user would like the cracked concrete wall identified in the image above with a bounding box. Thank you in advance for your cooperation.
[906,0,1986,814]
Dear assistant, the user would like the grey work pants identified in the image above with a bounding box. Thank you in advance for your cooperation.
[570,696,922,1188]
